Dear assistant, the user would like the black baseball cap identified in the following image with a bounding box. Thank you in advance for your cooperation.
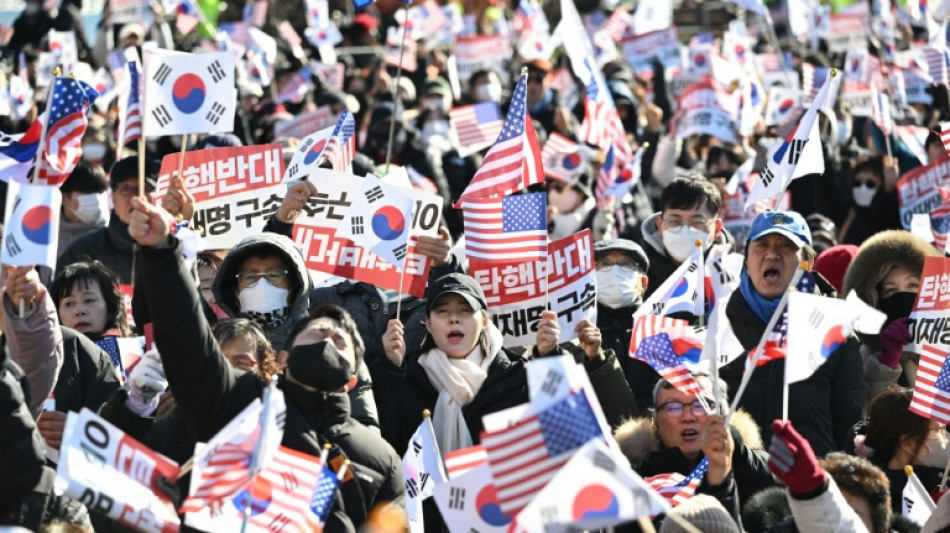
[594,239,650,273]
[425,273,488,314]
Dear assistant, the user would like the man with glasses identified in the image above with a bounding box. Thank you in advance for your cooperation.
[58,156,158,284]
[615,372,776,518]
[639,173,733,300]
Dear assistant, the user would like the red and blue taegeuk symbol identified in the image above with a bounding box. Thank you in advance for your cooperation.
[561,152,582,171]
[230,477,274,516]
[821,325,848,358]
[21,206,54,245]
[476,485,513,526]
[693,53,707,67]
[572,484,620,521]
[171,73,206,114]
[371,205,406,241]
[778,99,795,113]
[303,139,328,165]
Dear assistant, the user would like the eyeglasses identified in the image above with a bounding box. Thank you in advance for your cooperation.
[114,183,155,197]
[236,268,291,289]
[661,217,714,232]
[657,399,713,416]
[595,259,640,273]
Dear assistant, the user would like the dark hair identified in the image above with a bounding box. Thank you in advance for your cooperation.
[864,386,931,467]
[741,487,792,532]
[224,249,302,313]
[109,155,159,189]
[704,146,740,174]
[61,159,108,194]
[50,261,128,337]
[196,251,223,272]
[659,173,722,216]
[285,304,365,370]
[850,157,884,185]
[212,318,281,382]
[821,453,891,533]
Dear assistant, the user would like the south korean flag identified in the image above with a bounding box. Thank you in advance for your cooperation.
[339,175,415,270]
[143,48,236,136]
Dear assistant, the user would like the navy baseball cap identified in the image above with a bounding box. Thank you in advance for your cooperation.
[748,211,812,249]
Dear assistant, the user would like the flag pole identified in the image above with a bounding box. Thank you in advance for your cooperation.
[384,7,412,169]
[31,67,60,185]
[396,201,416,321]
[240,376,279,533]
[176,134,189,189]
[726,263,807,426]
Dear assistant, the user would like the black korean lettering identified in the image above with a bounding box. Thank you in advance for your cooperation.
[235,198,261,228]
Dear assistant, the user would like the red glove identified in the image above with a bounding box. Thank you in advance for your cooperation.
[878,318,912,370]
[768,420,827,495]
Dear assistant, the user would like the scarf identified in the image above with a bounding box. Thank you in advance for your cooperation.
[240,306,290,330]
[738,267,781,324]
[419,324,503,454]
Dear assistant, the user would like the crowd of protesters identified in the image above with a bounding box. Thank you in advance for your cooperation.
[5,0,950,531]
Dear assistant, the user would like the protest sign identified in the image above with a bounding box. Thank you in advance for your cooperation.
[842,89,873,117]
[109,0,154,26]
[907,258,950,351]
[620,27,682,69]
[156,144,284,249]
[897,159,950,229]
[469,230,596,348]
[273,106,337,140]
[827,15,867,53]
[291,169,443,297]
[55,409,181,533]
[455,34,512,85]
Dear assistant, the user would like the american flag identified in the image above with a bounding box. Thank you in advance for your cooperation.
[630,315,701,352]
[174,0,202,36]
[801,63,831,104]
[931,203,950,252]
[481,391,603,515]
[384,28,418,72]
[250,446,329,531]
[747,272,816,367]
[244,0,268,27]
[276,65,312,104]
[444,445,488,479]
[309,463,341,525]
[449,102,504,154]
[910,344,950,424]
[311,110,356,172]
[117,60,141,149]
[923,45,950,86]
[645,458,709,507]
[413,0,449,36]
[937,121,950,157]
[540,132,580,182]
[93,336,144,381]
[870,85,892,137]
[512,0,549,35]
[455,71,544,206]
[632,333,703,397]
[579,62,625,154]
[464,192,547,263]
[180,440,255,513]
[37,77,99,186]
[595,143,617,207]
[0,119,41,183]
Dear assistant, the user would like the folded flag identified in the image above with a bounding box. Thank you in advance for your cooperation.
[747,272,816,368]
[0,119,41,184]
[645,457,709,507]
[36,77,99,186]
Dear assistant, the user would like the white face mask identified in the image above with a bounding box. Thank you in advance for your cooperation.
[836,120,851,146]
[83,143,106,164]
[421,120,453,154]
[919,431,950,469]
[72,192,106,224]
[596,267,643,309]
[473,83,503,103]
[852,183,877,208]
[662,225,712,263]
[237,278,290,315]
[424,97,448,112]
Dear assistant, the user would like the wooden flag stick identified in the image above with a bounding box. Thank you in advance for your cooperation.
[384,7,412,169]
[176,134,189,184]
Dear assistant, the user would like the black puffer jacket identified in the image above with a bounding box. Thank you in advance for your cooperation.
[596,304,660,410]
[140,236,404,531]
[54,327,122,414]
[58,213,137,284]
[720,275,866,457]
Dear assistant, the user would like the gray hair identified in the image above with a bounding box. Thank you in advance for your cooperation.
[651,372,729,413]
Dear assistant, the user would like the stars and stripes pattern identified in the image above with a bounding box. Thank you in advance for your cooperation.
[870,85,892,136]
[463,192,548,263]
[385,28,418,72]
[938,121,950,157]
[248,446,327,531]
[931,202,950,252]
[909,345,950,425]
[276,65,312,104]
[579,61,631,163]
[923,45,950,86]
[180,441,255,513]
[414,0,449,36]
[444,445,488,479]
[645,458,709,507]
[117,60,141,149]
[802,63,831,104]
[595,143,617,207]
[311,110,356,173]
[630,315,701,353]
[309,464,341,525]
[512,0,548,34]
[481,391,603,515]
[632,333,703,397]
[37,77,99,186]
[748,272,816,367]
[455,71,544,206]
[449,102,504,154]
[244,0,268,27]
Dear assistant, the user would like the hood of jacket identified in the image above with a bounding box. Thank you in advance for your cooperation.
[842,229,941,310]
[212,233,313,350]
[640,212,735,263]
[613,409,763,469]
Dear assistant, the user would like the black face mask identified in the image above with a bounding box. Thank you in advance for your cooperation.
[878,291,917,324]
[286,340,350,392]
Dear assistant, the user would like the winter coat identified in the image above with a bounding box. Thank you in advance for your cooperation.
[783,479,870,533]
[58,213,137,284]
[3,290,63,419]
[721,275,866,457]
[52,327,122,415]
[638,213,735,299]
[212,230,379,428]
[547,341,638,429]
[140,236,404,530]
[596,304,661,410]
[613,410,776,512]
[57,214,106,260]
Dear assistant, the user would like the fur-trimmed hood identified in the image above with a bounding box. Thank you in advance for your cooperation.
[613,410,764,469]
[842,230,940,310]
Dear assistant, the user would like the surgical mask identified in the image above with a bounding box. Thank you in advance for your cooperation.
[919,430,950,469]
[424,97,448,112]
[596,267,643,309]
[421,120,453,153]
[662,226,712,263]
[852,183,877,208]
[472,83,502,103]
[72,192,106,224]
[238,278,290,315]
[83,143,106,164]
[836,120,851,146]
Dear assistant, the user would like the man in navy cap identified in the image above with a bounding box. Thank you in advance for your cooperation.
[721,211,865,457]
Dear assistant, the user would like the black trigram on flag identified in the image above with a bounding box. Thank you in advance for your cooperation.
[904,496,914,513]
[413,439,423,455]
[406,477,420,499]
[785,138,807,166]
[808,307,824,329]
[151,104,173,127]
[206,102,227,125]
[351,216,364,235]
[365,186,384,203]
[393,243,408,262]
[287,163,299,177]
[208,60,227,83]
[448,487,466,510]
[276,410,286,429]
[153,63,172,85]
[759,165,776,187]
[540,368,563,397]
[5,233,21,257]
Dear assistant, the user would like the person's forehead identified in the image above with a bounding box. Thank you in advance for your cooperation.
[658,386,696,403]
[664,204,713,218]
[239,254,287,269]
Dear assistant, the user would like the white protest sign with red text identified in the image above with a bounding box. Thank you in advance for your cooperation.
[620,27,682,69]
[291,169,443,297]
[455,34,513,85]
[469,230,596,348]
[897,159,950,229]
[55,409,181,533]
[156,144,284,249]
[907,257,950,355]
